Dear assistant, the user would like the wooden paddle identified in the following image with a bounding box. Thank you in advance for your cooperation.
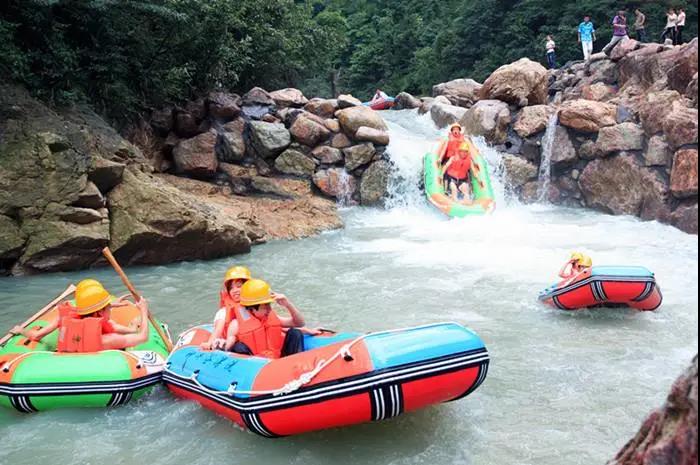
[0,284,76,347]
[101,247,173,352]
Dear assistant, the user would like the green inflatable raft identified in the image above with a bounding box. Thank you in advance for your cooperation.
[423,143,496,217]
[0,301,171,412]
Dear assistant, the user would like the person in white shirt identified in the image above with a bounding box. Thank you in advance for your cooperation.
[660,8,678,44]
[676,8,686,45]
[545,35,557,69]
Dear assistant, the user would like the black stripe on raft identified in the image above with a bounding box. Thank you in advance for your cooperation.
[0,372,162,397]
[596,282,608,300]
[552,296,569,310]
[449,359,490,402]
[242,413,277,438]
[590,282,602,302]
[10,395,37,413]
[541,275,656,300]
[632,282,654,302]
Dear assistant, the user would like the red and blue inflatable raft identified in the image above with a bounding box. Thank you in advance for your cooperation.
[539,266,663,311]
[363,97,395,111]
[164,322,488,437]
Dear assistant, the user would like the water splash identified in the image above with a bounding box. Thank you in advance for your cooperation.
[335,168,357,207]
[537,114,559,202]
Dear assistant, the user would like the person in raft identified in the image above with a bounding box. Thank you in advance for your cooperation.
[200,265,252,350]
[371,88,389,103]
[558,252,593,280]
[442,141,475,202]
[224,279,322,358]
[438,122,465,165]
[10,280,150,352]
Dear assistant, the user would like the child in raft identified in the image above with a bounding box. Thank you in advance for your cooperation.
[559,252,593,281]
[438,123,465,165]
[200,266,251,351]
[442,141,475,203]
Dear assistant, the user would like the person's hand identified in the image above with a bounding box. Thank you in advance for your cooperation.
[306,328,324,336]
[200,341,212,350]
[212,338,227,350]
[273,293,289,306]
[136,297,149,313]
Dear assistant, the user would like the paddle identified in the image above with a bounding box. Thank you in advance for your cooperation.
[0,284,76,347]
[101,247,173,352]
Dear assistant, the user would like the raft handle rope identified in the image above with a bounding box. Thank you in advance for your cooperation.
[182,322,459,397]
[1,349,145,373]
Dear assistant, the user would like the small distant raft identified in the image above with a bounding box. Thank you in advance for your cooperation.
[423,151,496,217]
[0,303,171,412]
[539,266,663,311]
[364,97,395,111]
[164,322,488,437]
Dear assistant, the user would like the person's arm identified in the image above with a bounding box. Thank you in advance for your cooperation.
[11,320,59,342]
[558,260,574,279]
[592,25,597,41]
[201,308,227,349]
[578,25,582,43]
[101,298,150,350]
[110,321,139,335]
[442,158,454,176]
[273,294,305,328]
[224,320,239,351]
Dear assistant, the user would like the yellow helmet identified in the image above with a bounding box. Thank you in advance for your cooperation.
[76,279,104,293]
[571,252,592,267]
[224,266,252,284]
[75,284,113,316]
[240,279,275,307]
[458,141,472,152]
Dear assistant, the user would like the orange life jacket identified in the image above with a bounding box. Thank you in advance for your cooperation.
[219,289,239,336]
[447,155,473,180]
[444,135,465,161]
[232,306,285,359]
[56,302,112,353]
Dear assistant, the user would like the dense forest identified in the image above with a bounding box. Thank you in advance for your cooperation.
[1,0,697,122]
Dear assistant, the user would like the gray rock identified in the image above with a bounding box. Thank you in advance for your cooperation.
[596,123,645,155]
[550,126,577,166]
[432,79,482,108]
[355,126,390,145]
[173,130,218,179]
[459,100,511,144]
[430,103,468,128]
[394,92,422,110]
[217,118,247,163]
[644,136,673,167]
[360,160,392,205]
[249,121,291,159]
[343,143,376,171]
[269,88,308,108]
[73,181,105,209]
[242,87,274,106]
[206,92,241,121]
[337,94,363,109]
[89,158,125,194]
[274,149,317,177]
[502,154,539,188]
[311,146,343,164]
[0,215,25,262]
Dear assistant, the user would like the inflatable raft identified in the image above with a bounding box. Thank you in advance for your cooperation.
[164,322,489,437]
[364,97,395,111]
[0,302,171,412]
[539,266,663,311]
[423,150,496,217]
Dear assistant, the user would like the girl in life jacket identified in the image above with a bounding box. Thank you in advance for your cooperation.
[10,280,150,353]
[438,123,465,165]
[200,266,252,351]
[224,279,323,358]
[442,141,475,202]
[559,252,593,281]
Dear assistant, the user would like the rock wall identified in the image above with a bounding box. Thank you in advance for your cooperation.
[0,85,345,275]
[421,40,698,234]
[609,355,698,465]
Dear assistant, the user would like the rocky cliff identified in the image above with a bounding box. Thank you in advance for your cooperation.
[416,38,698,234]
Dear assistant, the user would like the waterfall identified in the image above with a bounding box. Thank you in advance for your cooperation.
[335,169,356,207]
[537,114,559,202]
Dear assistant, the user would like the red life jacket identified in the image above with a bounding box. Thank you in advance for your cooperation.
[447,155,473,180]
[444,135,465,161]
[232,306,284,359]
[219,289,240,336]
[56,302,113,353]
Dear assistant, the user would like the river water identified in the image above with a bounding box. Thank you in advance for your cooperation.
[1,110,697,465]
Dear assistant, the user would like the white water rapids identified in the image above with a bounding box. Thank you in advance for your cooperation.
[0,110,697,465]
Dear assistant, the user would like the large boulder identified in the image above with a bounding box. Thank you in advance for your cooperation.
[311,146,343,164]
[480,58,548,107]
[336,106,388,136]
[343,143,376,171]
[581,82,617,102]
[150,107,174,135]
[173,110,202,138]
[670,149,699,199]
[688,73,699,107]
[73,182,105,209]
[459,100,511,144]
[644,136,673,167]
[610,37,640,61]
[249,121,291,159]
[313,168,357,200]
[206,92,241,121]
[558,99,617,133]
[595,123,645,155]
[638,90,684,136]
[305,98,339,118]
[360,160,392,205]
[587,59,619,85]
[671,203,699,234]
[663,102,699,149]
[172,130,218,179]
[108,169,251,265]
[579,154,669,218]
[355,126,390,146]
[274,149,317,178]
[394,92,422,110]
[241,87,274,107]
[432,79,482,108]
[502,154,538,188]
[609,355,698,465]
[430,103,468,128]
[337,94,362,109]
[513,105,555,138]
[289,115,331,147]
[550,126,577,166]
[0,215,25,268]
[217,118,247,163]
[89,158,125,194]
[331,132,353,149]
[269,88,308,108]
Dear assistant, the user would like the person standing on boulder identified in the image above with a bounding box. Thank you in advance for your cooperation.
[634,9,647,43]
[578,15,597,61]
[660,8,678,44]
[602,10,629,56]
[676,8,686,45]
[545,35,557,69]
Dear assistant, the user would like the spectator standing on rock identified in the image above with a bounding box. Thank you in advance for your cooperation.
[545,35,557,69]
[660,8,678,44]
[634,9,647,42]
[602,10,629,56]
[578,15,597,61]
[676,8,686,44]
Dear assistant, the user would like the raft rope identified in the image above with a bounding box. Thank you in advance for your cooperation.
[183,322,458,398]
[1,349,145,373]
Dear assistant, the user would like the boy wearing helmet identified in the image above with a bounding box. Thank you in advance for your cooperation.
[442,141,475,202]
[559,252,593,280]
[10,280,150,352]
[200,266,252,350]
[438,123,465,165]
[225,279,322,358]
